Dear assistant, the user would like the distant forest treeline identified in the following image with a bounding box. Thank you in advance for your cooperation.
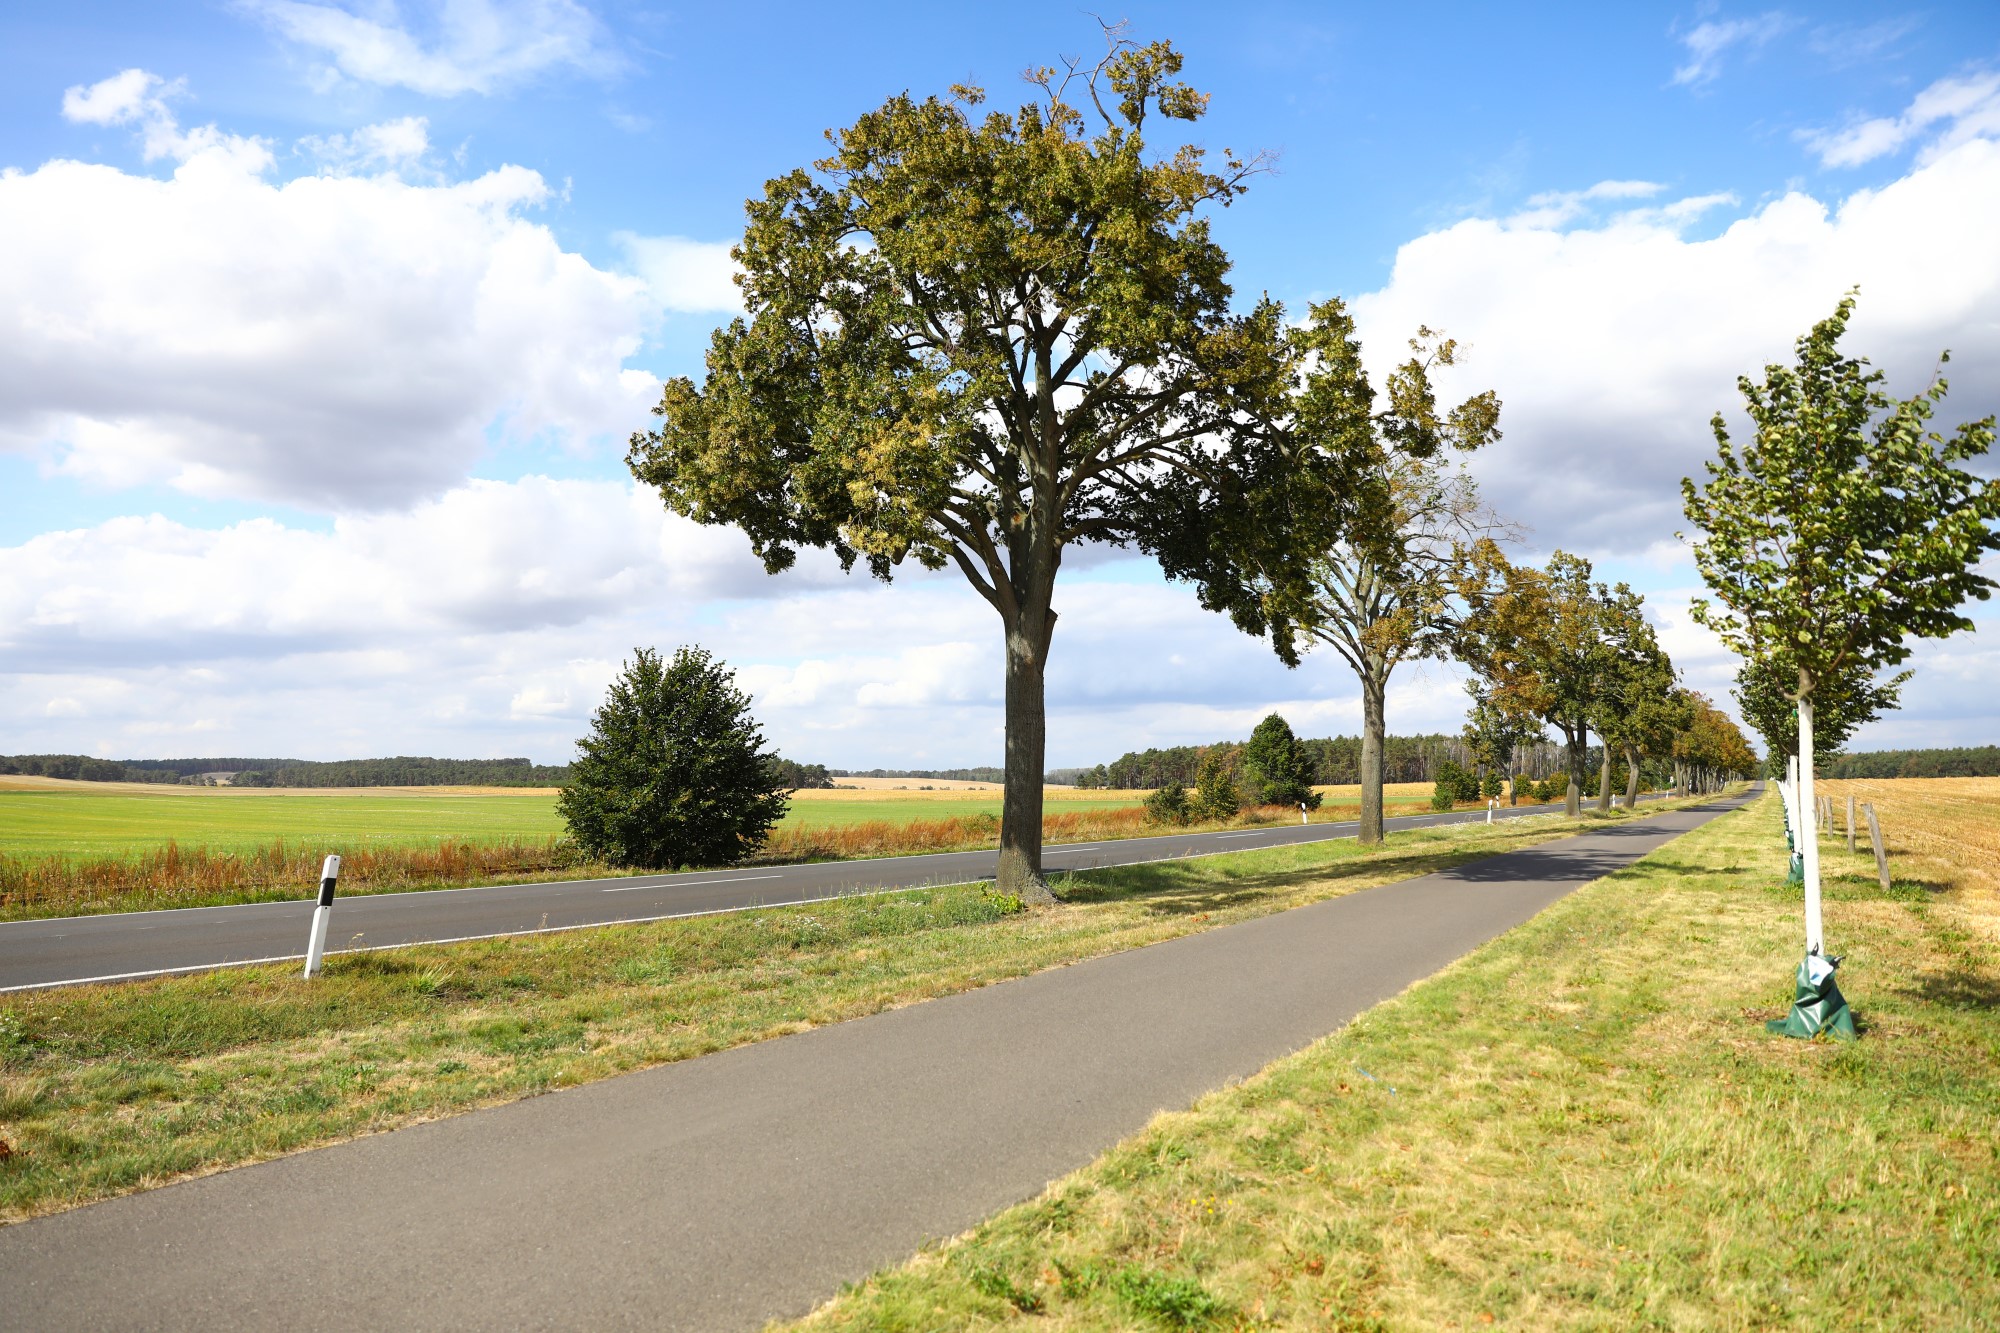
[232,757,573,787]
[0,753,569,787]
[0,752,846,789]
[830,767,1006,784]
[1825,746,2000,779]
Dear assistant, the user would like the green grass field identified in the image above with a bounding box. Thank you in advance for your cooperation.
[0,785,1148,861]
[0,788,568,859]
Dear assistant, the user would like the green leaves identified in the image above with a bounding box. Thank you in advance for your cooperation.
[1682,292,2000,703]
[557,647,790,869]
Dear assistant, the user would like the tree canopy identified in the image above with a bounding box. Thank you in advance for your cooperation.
[629,30,1371,901]
[1240,713,1321,809]
[1455,545,1651,816]
[1682,293,1999,705]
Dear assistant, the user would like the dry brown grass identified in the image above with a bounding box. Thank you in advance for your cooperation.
[1818,776,2000,939]
[0,838,595,919]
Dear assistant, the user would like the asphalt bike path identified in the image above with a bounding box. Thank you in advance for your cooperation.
[0,788,1755,1331]
[0,797,1661,992]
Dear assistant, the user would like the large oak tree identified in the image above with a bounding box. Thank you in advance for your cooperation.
[630,34,1363,901]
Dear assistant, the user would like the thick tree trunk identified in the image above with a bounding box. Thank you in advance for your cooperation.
[997,605,1057,907]
[1358,666,1388,845]
[1623,745,1641,808]
[1596,745,1613,813]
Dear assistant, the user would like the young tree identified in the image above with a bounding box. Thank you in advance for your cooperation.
[1240,712,1321,809]
[559,647,791,868]
[1250,302,1505,843]
[629,32,1365,904]
[1682,293,1999,962]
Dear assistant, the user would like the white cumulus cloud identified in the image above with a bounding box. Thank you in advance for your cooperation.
[299,115,433,172]
[1800,68,2000,168]
[242,0,612,96]
[614,233,743,314]
[1350,137,2000,556]
[3,83,668,510]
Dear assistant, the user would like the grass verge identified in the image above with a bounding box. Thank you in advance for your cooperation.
[779,790,1998,1332]
[0,799,1695,1223]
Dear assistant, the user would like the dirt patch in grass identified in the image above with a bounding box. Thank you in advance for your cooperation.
[781,790,1999,1331]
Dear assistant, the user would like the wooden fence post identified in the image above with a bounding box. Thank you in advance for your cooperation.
[1846,794,1856,854]
[1863,803,1890,894]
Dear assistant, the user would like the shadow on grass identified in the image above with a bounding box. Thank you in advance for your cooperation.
[1902,969,2000,1012]
[1055,843,1501,918]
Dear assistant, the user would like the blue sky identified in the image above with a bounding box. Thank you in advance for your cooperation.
[4,1,1998,767]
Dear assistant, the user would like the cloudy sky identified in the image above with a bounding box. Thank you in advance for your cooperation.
[4,1,1998,769]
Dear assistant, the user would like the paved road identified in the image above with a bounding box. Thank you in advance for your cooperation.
[0,788,1754,1332]
[0,798,1652,992]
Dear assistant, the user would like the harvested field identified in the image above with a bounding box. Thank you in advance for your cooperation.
[1817,775,2000,936]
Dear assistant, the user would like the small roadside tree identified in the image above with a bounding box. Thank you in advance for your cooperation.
[1682,292,1999,1037]
[1462,682,1543,804]
[630,31,1367,905]
[559,647,791,868]
[1240,712,1321,810]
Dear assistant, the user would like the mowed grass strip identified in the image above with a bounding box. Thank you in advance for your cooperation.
[781,791,2000,1332]
[0,801,1678,1223]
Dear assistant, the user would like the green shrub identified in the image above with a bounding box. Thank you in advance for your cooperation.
[557,646,790,868]
[1192,751,1240,822]
[1144,782,1192,825]
[1240,713,1321,809]
[1432,759,1478,810]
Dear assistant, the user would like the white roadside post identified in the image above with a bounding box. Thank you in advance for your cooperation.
[303,854,340,979]
[1486,797,1495,824]
[1798,702,1823,956]
[1299,801,1308,826]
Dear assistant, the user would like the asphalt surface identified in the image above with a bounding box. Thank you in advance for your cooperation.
[0,798,1646,992]
[0,788,1755,1332]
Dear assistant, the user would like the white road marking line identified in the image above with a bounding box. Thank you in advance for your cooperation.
[1215,832,1265,839]
[602,874,784,893]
